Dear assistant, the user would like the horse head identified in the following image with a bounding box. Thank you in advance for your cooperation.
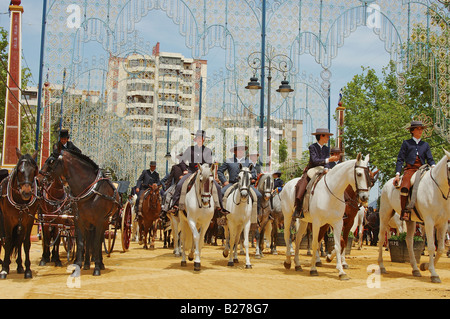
[14,148,39,201]
[237,163,253,200]
[197,164,214,207]
[354,153,371,206]
[258,173,274,201]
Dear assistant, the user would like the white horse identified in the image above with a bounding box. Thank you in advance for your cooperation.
[280,153,371,280]
[377,150,450,283]
[178,164,215,271]
[223,165,254,268]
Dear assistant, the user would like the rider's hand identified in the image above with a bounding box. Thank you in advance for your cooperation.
[223,181,229,186]
[393,175,400,186]
[136,188,140,193]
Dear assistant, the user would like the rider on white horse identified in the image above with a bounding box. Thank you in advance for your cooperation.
[293,128,340,219]
[393,120,435,221]
[218,143,260,223]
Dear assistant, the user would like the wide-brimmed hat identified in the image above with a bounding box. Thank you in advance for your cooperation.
[191,130,209,139]
[273,170,282,177]
[311,128,333,136]
[230,142,248,152]
[406,120,428,130]
[60,129,69,138]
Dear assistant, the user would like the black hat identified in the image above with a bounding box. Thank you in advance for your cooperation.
[60,129,69,138]
[150,161,156,166]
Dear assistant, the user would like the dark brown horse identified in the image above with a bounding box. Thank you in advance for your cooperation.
[138,184,161,249]
[38,174,70,267]
[0,148,39,279]
[39,149,120,276]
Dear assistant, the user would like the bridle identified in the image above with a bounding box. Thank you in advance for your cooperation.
[429,160,450,200]
[232,168,251,205]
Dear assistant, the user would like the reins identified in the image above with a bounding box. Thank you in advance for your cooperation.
[429,160,450,200]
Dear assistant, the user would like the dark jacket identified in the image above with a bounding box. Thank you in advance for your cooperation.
[55,141,82,154]
[217,156,257,184]
[179,145,213,173]
[274,178,284,189]
[165,162,188,189]
[136,169,161,189]
[308,142,330,169]
[395,138,435,174]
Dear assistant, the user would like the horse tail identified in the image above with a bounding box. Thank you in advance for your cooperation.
[10,225,22,258]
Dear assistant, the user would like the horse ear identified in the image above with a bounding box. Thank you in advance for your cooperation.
[16,148,22,159]
[364,153,370,163]
[32,149,39,162]
[444,148,450,159]
[239,163,243,170]
[248,163,254,171]
[356,152,362,162]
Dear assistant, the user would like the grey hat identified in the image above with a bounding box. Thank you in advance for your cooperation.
[406,120,427,130]
[311,128,333,136]
[230,142,248,152]
[191,130,209,139]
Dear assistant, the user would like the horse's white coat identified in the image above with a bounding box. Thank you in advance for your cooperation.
[377,150,450,283]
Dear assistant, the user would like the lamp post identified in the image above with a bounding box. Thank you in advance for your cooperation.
[245,47,293,171]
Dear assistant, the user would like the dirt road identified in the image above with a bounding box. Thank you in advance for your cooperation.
[1,234,449,300]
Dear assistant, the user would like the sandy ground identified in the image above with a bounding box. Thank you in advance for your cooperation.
[1,233,449,300]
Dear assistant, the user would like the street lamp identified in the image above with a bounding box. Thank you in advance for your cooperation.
[245,47,293,170]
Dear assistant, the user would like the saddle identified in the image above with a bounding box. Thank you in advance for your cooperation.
[396,164,429,221]
[179,171,220,212]
[302,167,325,216]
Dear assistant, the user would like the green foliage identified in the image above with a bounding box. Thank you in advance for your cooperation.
[389,232,424,242]
[279,138,288,163]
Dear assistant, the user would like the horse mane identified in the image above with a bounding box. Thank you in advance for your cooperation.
[63,149,99,171]
[17,153,37,167]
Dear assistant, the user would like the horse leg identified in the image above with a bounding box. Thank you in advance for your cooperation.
[309,223,320,276]
[39,226,51,266]
[0,235,12,279]
[283,213,294,269]
[16,242,24,274]
[404,221,421,277]
[187,219,201,271]
[23,230,32,279]
[332,220,348,280]
[425,222,448,283]
[377,206,394,274]
[52,230,62,267]
[294,221,308,271]
[420,220,442,283]
[223,224,230,258]
[227,224,236,266]
[243,221,252,269]
[92,226,104,276]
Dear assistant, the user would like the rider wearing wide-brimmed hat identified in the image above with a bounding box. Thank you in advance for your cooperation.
[393,120,435,221]
[293,128,340,219]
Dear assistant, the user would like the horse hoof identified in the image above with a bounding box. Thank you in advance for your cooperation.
[233,258,239,264]
[175,253,181,257]
[420,263,429,271]
[295,265,303,272]
[316,261,323,267]
[245,265,252,269]
[326,256,332,263]
[412,270,422,277]
[83,264,90,270]
[93,269,101,276]
[39,260,47,266]
[17,267,24,274]
[380,267,387,274]
[431,276,441,283]
[310,270,319,276]
[255,255,261,259]
[181,261,187,267]
[194,262,201,271]
[339,274,350,281]
[188,256,194,261]
[0,271,7,279]
[283,261,291,270]
[342,264,349,270]
[223,251,228,258]
[24,270,32,279]
[55,261,63,267]
[227,261,234,267]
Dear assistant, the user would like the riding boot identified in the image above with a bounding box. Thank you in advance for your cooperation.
[400,191,411,221]
[293,199,304,219]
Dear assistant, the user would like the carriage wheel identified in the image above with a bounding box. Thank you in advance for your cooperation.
[103,222,117,257]
[63,228,76,263]
[121,201,132,252]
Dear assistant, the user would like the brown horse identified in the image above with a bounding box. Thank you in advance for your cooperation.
[39,149,120,276]
[0,149,39,279]
[318,169,379,267]
[138,184,161,249]
[38,174,70,267]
